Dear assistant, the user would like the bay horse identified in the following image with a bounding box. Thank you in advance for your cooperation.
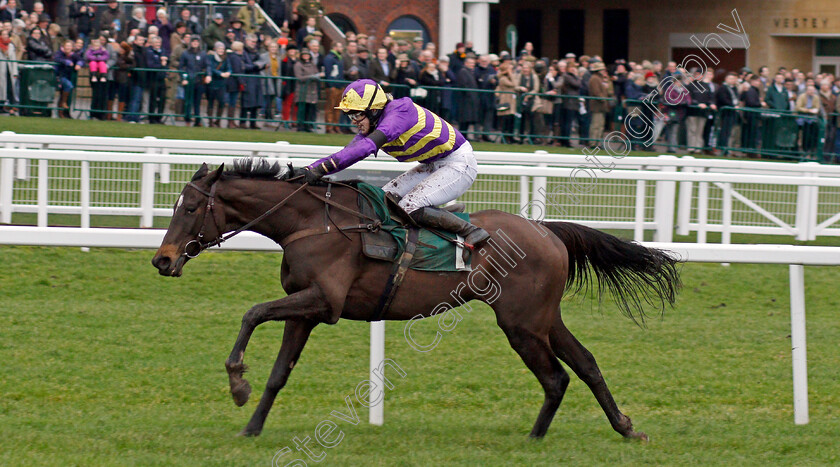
[151,159,680,440]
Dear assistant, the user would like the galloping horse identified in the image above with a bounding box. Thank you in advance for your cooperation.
[152,159,680,440]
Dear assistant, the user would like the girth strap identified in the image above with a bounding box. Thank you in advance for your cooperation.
[369,227,420,322]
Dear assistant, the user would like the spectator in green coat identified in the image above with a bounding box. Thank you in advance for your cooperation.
[764,72,789,111]
[202,13,227,50]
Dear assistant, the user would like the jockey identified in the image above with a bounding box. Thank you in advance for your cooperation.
[295,79,490,251]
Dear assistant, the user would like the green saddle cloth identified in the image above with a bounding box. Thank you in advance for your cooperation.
[356,183,470,272]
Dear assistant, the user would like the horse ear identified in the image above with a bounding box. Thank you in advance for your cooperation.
[191,163,209,181]
[210,163,225,183]
[280,162,295,180]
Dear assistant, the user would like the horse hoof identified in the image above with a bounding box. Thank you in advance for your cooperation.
[231,379,252,407]
[626,431,649,442]
[238,427,261,437]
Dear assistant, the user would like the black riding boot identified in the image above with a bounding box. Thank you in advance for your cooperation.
[409,207,490,250]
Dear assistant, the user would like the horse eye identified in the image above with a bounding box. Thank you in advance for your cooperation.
[185,206,198,214]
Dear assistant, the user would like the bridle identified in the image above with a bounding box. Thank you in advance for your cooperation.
[181,180,310,259]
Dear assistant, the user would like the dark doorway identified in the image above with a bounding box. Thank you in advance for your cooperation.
[490,5,500,55]
[517,9,542,56]
[326,13,357,35]
[558,9,584,58]
[603,9,629,63]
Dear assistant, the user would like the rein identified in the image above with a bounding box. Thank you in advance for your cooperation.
[182,181,310,258]
[181,179,383,259]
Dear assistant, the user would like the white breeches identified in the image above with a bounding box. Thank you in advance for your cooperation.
[382,142,478,213]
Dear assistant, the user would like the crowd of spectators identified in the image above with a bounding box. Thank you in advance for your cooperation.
[0,0,838,158]
[0,0,282,126]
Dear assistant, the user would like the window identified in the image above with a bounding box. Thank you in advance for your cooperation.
[517,9,542,56]
[816,39,840,56]
[603,9,629,63]
[386,15,431,44]
[558,9,584,58]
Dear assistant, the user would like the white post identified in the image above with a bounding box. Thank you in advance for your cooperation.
[634,180,646,242]
[438,0,465,57]
[159,148,171,184]
[0,156,13,224]
[140,163,156,228]
[15,157,28,180]
[809,170,819,242]
[721,182,732,267]
[721,183,732,244]
[676,160,695,236]
[697,181,709,244]
[530,163,547,220]
[81,161,91,252]
[140,137,158,228]
[275,141,291,162]
[16,141,30,181]
[369,321,385,426]
[795,162,819,241]
[788,264,809,425]
[519,175,529,215]
[653,157,677,242]
[37,159,48,227]
[794,165,814,242]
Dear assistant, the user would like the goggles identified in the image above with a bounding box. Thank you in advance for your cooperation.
[346,110,366,122]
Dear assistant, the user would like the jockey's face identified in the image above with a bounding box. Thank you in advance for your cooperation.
[347,111,371,135]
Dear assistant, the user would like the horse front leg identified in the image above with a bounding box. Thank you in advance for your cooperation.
[225,286,330,407]
[240,318,317,437]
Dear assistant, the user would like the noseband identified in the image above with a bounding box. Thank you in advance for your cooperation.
[181,180,310,259]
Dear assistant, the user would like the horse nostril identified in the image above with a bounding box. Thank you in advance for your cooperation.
[152,255,171,272]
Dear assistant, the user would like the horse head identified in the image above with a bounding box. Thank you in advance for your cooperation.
[152,162,225,276]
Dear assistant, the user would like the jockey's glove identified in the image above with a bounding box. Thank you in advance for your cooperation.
[293,166,326,184]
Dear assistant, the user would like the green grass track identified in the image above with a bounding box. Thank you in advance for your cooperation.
[0,247,839,465]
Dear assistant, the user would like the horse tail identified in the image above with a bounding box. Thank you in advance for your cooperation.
[540,221,682,324]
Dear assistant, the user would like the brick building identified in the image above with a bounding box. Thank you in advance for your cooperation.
[324,0,495,58]
[494,0,840,74]
[322,0,840,75]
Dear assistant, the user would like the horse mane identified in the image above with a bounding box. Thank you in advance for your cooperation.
[222,158,285,180]
[220,158,363,187]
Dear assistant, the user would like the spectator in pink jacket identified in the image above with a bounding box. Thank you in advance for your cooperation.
[85,37,110,82]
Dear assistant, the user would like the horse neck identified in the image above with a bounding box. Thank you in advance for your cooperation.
[219,179,321,243]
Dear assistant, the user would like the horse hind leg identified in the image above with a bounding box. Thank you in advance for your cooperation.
[549,317,648,441]
[499,322,571,438]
